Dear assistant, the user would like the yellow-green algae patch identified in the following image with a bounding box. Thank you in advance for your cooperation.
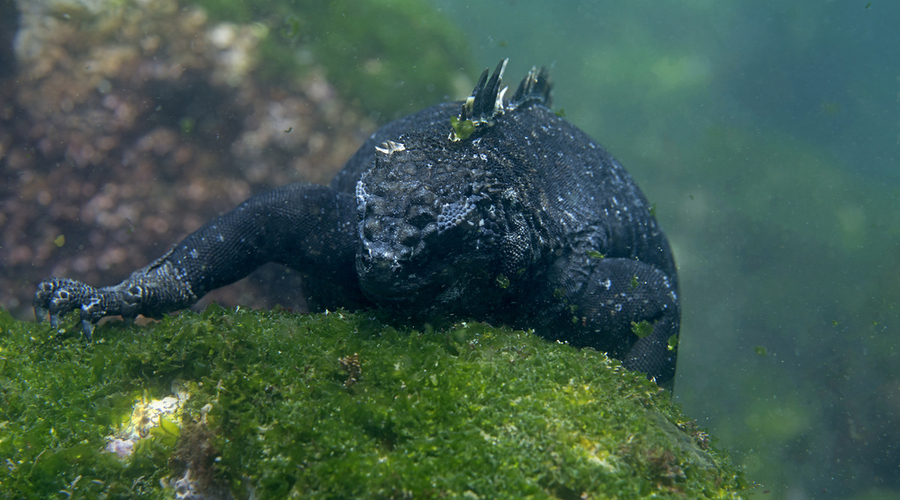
[0,306,746,499]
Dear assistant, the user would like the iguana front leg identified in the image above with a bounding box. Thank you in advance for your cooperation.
[34,183,362,339]
[34,257,201,339]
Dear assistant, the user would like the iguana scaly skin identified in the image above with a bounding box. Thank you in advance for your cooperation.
[35,60,680,383]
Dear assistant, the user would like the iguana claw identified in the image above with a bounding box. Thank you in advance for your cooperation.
[33,277,103,340]
[80,319,95,342]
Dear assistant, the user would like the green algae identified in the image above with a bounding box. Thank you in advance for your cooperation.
[0,306,746,499]
[188,0,474,120]
[449,116,476,141]
[631,320,655,339]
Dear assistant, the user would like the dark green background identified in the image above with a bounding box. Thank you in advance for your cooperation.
[428,1,898,499]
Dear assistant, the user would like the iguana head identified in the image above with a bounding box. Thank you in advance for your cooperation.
[353,59,552,311]
[354,133,530,311]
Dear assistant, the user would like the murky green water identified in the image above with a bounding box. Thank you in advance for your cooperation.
[2,1,898,499]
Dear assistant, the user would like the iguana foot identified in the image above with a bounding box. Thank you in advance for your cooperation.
[33,277,145,341]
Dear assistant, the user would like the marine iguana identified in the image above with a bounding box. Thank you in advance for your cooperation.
[34,59,680,383]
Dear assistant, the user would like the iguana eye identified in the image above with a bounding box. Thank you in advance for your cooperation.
[407,210,436,229]
[398,226,420,248]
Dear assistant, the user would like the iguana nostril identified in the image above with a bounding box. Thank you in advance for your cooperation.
[363,218,381,240]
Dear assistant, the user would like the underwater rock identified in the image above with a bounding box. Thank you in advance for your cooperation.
[0,306,747,498]
[1,0,380,318]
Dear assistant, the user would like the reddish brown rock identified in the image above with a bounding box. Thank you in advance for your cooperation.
[1,0,376,318]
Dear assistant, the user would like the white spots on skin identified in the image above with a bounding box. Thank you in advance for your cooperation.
[355,181,369,215]
[362,240,401,271]
[375,141,406,155]
[437,195,482,233]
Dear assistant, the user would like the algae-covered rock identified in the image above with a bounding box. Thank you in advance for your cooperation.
[0,307,746,499]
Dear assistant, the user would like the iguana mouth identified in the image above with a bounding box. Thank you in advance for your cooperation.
[357,268,448,306]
